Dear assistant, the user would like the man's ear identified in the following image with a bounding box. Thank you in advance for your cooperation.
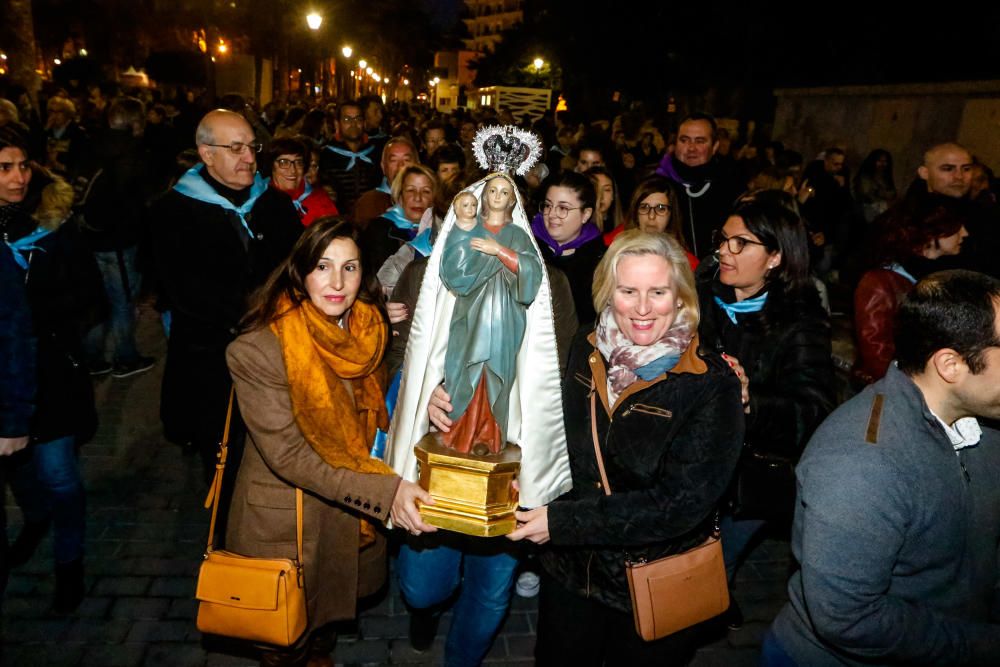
[918,165,929,182]
[198,144,214,167]
[929,347,967,384]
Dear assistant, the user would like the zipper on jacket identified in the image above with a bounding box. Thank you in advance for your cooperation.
[958,456,971,483]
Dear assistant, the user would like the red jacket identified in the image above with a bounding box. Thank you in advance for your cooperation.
[853,268,915,384]
[273,181,339,227]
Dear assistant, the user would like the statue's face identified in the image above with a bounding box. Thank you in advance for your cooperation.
[455,193,478,220]
[484,177,514,213]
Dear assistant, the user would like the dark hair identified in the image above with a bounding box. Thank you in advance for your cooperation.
[264,137,310,178]
[896,270,1000,375]
[867,193,969,267]
[854,148,895,194]
[679,112,718,141]
[825,147,846,158]
[540,170,596,211]
[422,120,445,139]
[240,218,384,332]
[338,100,362,118]
[623,174,687,247]
[585,165,622,233]
[0,124,30,156]
[429,143,465,170]
[729,193,811,294]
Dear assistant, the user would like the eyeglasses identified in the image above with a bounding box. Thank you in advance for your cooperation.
[638,202,670,217]
[274,158,306,171]
[713,229,767,255]
[205,141,263,155]
[542,202,581,219]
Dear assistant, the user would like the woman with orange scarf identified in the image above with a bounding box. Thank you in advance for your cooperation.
[224,218,433,667]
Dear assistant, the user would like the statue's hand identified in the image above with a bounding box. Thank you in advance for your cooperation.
[428,384,453,432]
[470,237,501,256]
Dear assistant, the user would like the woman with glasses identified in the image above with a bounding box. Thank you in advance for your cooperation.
[531,171,606,324]
[695,192,834,628]
[265,137,338,227]
[605,175,699,270]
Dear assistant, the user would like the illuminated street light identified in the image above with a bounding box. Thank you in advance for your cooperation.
[366,67,373,75]
[342,46,353,58]
[359,59,367,69]
[218,40,228,55]
[79,49,88,56]
[403,78,410,86]
[373,74,381,83]
[54,58,61,65]
[533,57,544,72]
[306,12,322,30]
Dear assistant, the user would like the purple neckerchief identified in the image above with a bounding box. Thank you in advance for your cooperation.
[655,153,685,184]
[530,212,601,257]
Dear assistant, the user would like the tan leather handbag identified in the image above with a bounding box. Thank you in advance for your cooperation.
[589,391,729,641]
[195,389,308,647]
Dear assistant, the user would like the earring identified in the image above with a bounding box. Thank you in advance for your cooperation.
[676,301,683,308]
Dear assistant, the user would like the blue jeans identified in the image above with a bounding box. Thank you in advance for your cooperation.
[721,514,766,581]
[759,629,798,667]
[85,246,141,365]
[9,436,86,564]
[397,535,519,667]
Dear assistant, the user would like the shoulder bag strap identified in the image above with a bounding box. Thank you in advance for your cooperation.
[203,386,305,568]
[590,386,613,497]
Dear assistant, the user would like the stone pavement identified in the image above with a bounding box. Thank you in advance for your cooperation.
[2,305,794,666]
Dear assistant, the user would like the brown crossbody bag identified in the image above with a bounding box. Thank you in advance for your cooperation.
[195,387,308,647]
[589,390,730,641]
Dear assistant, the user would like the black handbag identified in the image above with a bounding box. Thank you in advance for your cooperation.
[731,445,796,522]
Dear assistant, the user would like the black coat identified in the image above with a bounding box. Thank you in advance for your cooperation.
[18,219,105,443]
[360,215,414,283]
[149,179,302,444]
[541,329,744,613]
[538,236,605,326]
[695,262,835,462]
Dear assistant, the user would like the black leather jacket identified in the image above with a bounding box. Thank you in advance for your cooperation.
[541,329,744,613]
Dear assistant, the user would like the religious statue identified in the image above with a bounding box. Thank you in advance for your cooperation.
[384,126,573,536]
[438,179,543,456]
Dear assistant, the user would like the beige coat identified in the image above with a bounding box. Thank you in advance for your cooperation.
[225,327,401,630]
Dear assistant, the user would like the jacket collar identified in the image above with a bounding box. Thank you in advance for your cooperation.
[586,331,707,417]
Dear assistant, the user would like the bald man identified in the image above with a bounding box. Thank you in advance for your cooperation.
[149,109,301,477]
[918,143,974,199]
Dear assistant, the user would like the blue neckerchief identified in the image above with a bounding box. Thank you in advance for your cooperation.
[292,182,313,214]
[635,353,681,381]
[173,165,268,237]
[407,228,433,257]
[324,144,375,171]
[714,291,769,325]
[885,262,917,284]
[383,204,418,236]
[371,369,403,461]
[376,177,391,195]
[6,226,54,270]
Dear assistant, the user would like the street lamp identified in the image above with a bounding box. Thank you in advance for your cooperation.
[359,59,367,69]
[533,57,544,72]
[306,12,322,30]
[342,46,352,59]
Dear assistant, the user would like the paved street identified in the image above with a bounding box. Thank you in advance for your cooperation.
[2,305,794,666]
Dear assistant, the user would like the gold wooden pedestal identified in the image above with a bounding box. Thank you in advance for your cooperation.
[414,433,520,537]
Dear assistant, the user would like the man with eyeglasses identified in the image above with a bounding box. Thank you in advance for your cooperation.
[149,109,301,480]
[655,112,741,259]
[318,100,382,223]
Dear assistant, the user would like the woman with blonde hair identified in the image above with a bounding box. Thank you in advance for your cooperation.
[360,163,440,278]
[502,230,744,664]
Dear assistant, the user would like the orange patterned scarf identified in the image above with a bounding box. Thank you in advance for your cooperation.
[271,294,394,546]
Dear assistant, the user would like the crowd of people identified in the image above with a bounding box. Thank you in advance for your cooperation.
[1,80,999,667]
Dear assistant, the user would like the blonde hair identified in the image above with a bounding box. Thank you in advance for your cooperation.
[33,178,75,230]
[592,229,699,331]
[390,163,437,204]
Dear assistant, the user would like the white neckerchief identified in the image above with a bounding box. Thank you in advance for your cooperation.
[929,409,982,453]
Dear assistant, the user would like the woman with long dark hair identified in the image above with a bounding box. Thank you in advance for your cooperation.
[226,218,432,666]
[854,148,897,223]
[696,192,835,626]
